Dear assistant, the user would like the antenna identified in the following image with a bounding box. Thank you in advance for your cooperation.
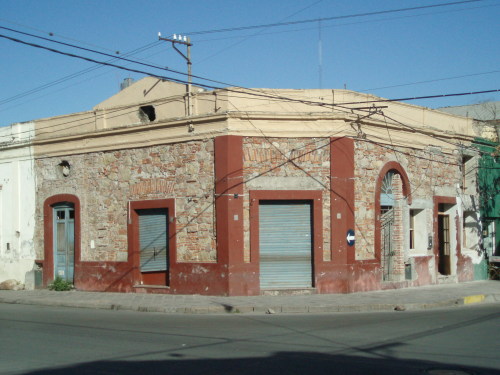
[318,20,323,89]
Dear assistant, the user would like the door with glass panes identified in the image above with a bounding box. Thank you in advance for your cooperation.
[53,204,75,282]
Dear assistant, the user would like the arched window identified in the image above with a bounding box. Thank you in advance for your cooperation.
[380,171,396,281]
[380,170,395,208]
[374,162,412,282]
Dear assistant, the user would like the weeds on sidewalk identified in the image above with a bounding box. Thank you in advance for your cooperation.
[48,276,73,291]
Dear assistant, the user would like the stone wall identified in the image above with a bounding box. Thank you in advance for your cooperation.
[354,140,461,261]
[34,140,216,264]
[241,137,331,261]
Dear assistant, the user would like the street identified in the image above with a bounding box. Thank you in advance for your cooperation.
[0,303,499,375]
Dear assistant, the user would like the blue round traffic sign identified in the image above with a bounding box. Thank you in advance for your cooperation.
[346,229,355,246]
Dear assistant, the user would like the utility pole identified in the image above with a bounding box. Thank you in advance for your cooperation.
[158,33,192,116]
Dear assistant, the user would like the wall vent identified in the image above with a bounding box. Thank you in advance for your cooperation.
[139,105,156,122]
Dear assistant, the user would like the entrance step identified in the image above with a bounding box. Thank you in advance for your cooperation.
[261,288,317,296]
[437,275,458,284]
[133,285,170,289]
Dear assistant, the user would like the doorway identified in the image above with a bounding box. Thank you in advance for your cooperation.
[259,200,313,289]
[53,203,75,282]
[438,212,451,275]
[137,208,169,286]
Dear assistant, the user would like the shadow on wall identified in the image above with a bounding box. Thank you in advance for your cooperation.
[22,351,496,375]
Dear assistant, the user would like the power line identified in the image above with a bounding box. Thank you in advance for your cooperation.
[182,0,483,35]
[0,25,298,104]
[0,18,120,54]
[357,70,500,92]
[0,41,161,107]
[0,31,496,145]
[337,89,500,106]
[0,32,357,112]
[194,0,324,64]
[193,3,498,44]
[3,23,498,116]
[0,25,171,74]
[0,24,268,91]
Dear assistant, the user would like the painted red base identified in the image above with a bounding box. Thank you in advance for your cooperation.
[412,256,433,286]
[40,136,475,296]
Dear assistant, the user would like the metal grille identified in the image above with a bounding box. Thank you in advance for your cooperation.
[138,208,168,272]
[381,207,394,281]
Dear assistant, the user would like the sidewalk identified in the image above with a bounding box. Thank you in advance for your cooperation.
[0,280,498,314]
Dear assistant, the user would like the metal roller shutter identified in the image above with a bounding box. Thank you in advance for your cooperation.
[259,201,312,289]
[138,208,168,272]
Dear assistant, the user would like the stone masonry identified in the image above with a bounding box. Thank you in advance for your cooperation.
[242,137,331,262]
[354,140,461,263]
[34,140,216,264]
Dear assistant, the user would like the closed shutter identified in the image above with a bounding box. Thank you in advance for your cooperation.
[259,201,312,289]
[138,209,168,272]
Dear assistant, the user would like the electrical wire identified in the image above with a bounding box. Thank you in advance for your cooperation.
[358,70,500,92]
[182,0,483,35]
[2,29,498,119]
[0,32,497,150]
[0,25,250,91]
[0,41,162,107]
[335,90,500,105]
[193,3,498,44]
[195,0,324,64]
[0,18,121,53]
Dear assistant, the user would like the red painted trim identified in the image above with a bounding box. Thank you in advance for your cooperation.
[128,199,176,287]
[330,137,355,264]
[374,161,412,262]
[74,261,135,292]
[43,194,81,287]
[432,196,457,277]
[214,135,252,295]
[249,190,323,290]
[215,135,244,196]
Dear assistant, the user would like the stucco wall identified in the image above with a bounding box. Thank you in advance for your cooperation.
[34,139,216,266]
[0,123,36,287]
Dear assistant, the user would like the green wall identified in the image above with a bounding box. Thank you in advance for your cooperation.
[475,138,500,265]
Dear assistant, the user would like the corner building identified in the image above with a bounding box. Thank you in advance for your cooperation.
[31,77,479,295]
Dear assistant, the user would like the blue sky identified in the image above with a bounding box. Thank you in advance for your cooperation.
[0,0,499,127]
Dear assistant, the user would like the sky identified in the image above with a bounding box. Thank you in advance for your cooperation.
[0,0,499,127]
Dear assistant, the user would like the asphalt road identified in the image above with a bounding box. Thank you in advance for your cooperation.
[0,303,499,375]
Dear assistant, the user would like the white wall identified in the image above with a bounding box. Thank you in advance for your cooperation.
[0,122,36,288]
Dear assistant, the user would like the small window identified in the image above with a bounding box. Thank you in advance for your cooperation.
[409,209,426,252]
[139,105,156,122]
[461,155,474,193]
[410,211,415,249]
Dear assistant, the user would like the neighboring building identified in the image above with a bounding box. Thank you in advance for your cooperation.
[0,122,37,288]
[439,102,500,278]
[21,77,480,295]
[475,139,500,262]
[438,101,500,142]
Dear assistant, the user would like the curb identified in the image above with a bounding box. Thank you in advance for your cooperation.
[1,293,499,315]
